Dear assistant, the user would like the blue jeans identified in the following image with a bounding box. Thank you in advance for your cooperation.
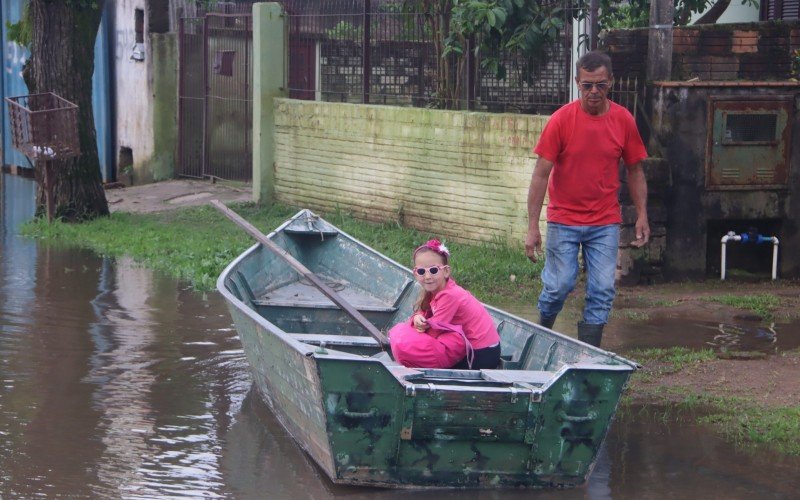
[537,223,619,325]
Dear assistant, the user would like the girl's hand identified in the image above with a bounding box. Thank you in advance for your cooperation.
[413,314,429,332]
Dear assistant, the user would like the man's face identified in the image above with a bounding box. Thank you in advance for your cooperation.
[576,66,612,116]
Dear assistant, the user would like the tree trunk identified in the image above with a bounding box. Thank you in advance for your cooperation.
[29,0,109,221]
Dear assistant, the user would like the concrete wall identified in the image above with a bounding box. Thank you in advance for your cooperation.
[114,0,153,182]
[273,99,543,245]
[651,83,800,279]
[113,0,178,184]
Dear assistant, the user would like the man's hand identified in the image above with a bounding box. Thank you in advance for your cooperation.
[526,157,552,263]
[631,216,650,248]
[627,163,649,248]
[525,227,543,262]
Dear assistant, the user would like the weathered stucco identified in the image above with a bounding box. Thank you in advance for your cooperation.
[113,0,178,183]
[114,0,153,183]
[651,83,800,279]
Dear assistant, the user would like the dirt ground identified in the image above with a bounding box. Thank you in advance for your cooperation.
[612,281,800,410]
[105,178,251,213]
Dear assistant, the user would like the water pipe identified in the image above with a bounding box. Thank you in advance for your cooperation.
[720,230,780,280]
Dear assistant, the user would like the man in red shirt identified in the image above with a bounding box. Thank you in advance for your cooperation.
[525,50,650,347]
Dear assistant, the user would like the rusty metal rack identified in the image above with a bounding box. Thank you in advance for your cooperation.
[4,92,81,221]
[5,92,80,160]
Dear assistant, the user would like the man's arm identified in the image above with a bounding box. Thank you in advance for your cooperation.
[627,162,650,247]
[525,157,554,262]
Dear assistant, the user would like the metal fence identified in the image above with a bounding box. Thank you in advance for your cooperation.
[178,4,254,181]
[284,0,599,114]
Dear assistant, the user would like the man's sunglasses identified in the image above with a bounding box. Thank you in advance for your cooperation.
[579,81,610,91]
[413,265,448,276]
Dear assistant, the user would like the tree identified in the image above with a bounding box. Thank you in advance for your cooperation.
[405,0,573,109]
[8,0,109,221]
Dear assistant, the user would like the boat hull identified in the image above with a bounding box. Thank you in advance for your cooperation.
[218,210,636,488]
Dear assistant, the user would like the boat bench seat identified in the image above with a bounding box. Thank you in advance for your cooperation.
[255,298,397,313]
[288,333,381,348]
[481,369,553,386]
[500,331,536,370]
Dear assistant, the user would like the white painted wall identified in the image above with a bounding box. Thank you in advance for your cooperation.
[691,1,760,24]
[114,0,155,175]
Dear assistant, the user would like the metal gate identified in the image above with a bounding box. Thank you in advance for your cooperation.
[178,12,252,181]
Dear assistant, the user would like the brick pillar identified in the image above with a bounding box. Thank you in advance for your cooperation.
[617,157,668,285]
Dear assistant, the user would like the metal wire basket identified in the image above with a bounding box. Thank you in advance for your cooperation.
[5,92,80,161]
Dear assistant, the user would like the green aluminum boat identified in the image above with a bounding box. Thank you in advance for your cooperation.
[216,208,637,489]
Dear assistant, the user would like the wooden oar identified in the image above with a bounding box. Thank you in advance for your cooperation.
[211,200,389,350]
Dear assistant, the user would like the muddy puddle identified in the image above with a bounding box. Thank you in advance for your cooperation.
[2,173,798,498]
[498,301,800,356]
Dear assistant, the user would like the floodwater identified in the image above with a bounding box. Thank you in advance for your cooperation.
[2,173,799,498]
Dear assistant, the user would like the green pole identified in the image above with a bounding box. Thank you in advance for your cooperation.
[252,2,286,204]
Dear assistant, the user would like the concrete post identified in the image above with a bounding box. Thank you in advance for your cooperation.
[151,33,178,181]
[647,0,673,82]
[253,3,286,204]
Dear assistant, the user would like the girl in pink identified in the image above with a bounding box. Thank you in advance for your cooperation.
[389,239,502,369]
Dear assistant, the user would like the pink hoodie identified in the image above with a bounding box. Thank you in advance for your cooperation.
[418,278,500,350]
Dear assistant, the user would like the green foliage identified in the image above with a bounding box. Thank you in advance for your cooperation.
[7,0,103,47]
[446,0,571,80]
[792,49,800,78]
[5,1,32,48]
[599,0,760,30]
[326,21,363,40]
[630,346,716,372]
[704,293,782,320]
[695,398,800,455]
[599,0,650,30]
[23,203,543,302]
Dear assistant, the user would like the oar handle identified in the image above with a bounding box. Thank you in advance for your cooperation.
[211,201,389,349]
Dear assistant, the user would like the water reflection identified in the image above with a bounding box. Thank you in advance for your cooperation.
[1,173,799,498]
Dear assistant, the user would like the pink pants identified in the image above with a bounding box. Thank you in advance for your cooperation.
[388,322,467,369]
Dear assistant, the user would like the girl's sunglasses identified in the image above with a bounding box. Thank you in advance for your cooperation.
[413,265,448,276]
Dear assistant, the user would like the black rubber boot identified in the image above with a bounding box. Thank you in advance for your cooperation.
[577,321,604,347]
[539,314,557,329]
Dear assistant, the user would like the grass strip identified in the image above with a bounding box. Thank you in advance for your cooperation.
[22,202,543,303]
[624,346,800,456]
[703,293,782,320]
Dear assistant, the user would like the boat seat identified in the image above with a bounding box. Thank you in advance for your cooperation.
[255,279,397,313]
[256,298,397,313]
[369,351,401,365]
[481,369,553,386]
[500,331,536,370]
[288,333,381,348]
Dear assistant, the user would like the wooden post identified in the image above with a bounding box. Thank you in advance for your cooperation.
[44,160,55,223]
[647,0,673,82]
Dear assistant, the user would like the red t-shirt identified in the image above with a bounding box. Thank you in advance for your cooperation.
[533,100,647,226]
